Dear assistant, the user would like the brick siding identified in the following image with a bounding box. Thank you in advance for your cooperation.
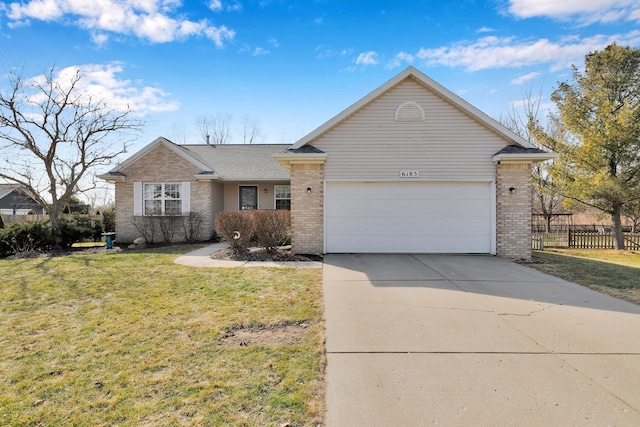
[496,162,532,259]
[290,163,324,254]
[115,144,214,243]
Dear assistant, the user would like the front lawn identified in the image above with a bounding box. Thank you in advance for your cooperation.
[0,245,324,426]
[531,249,640,305]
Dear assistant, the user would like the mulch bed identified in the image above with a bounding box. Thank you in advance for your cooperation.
[211,246,323,262]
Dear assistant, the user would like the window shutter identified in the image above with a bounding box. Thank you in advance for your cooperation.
[133,182,143,216]
[182,182,191,214]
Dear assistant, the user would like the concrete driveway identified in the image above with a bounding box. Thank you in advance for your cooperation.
[323,254,640,426]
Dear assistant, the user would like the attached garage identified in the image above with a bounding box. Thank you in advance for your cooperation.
[275,66,556,258]
[325,181,494,253]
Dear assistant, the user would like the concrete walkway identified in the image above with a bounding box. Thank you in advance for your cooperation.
[323,254,640,426]
[174,243,323,268]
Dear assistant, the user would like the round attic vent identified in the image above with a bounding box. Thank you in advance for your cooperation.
[395,101,425,122]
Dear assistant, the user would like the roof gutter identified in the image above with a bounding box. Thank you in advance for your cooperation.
[492,152,559,164]
[97,173,126,182]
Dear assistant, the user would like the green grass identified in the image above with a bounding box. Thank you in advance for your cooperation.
[0,246,324,426]
[531,249,640,304]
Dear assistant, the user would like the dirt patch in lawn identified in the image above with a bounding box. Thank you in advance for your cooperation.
[219,322,313,347]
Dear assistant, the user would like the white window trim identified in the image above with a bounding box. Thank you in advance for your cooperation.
[274,185,291,210]
[134,182,190,216]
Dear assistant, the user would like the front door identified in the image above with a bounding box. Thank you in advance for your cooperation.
[239,185,258,210]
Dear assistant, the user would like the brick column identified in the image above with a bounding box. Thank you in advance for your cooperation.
[496,162,532,259]
[290,163,324,254]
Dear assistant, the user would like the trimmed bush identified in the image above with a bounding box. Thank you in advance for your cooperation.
[0,220,54,257]
[253,210,291,254]
[59,214,104,247]
[102,207,115,233]
[215,211,253,250]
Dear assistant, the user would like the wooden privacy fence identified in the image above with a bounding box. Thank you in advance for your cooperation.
[2,214,49,224]
[569,230,640,250]
[533,227,640,250]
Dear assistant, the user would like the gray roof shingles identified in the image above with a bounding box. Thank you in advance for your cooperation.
[494,145,548,155]
[184,144,291,180]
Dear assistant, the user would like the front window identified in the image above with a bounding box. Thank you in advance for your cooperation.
[144,183,182,215]
[275,185,291,210]
[239,186,258,210]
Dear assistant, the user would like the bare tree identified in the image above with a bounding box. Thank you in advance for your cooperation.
[240,115,264,144]
[0,66,141,247]
[196,112,232,144]
[500,87,565,232]
[170,122,188,145]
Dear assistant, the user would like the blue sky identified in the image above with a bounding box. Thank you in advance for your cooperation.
[1,0,640,155]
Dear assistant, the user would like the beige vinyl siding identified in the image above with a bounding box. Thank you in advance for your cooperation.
[211,181,224,215]
[222,183,278,210]
[312,78,508,181]
[223,183,236,211]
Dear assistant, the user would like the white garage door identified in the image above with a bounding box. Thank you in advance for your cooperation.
[325,181,493,253]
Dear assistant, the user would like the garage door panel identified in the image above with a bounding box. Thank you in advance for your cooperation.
[325,182,493,253]
[330,199,487,216]
[328,233,490,254]
[327,216,489,234]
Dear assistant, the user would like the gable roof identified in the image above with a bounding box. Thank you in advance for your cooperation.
[290,66,535,150]
[0,184,20,200]
[99,137,290,182]
[104,137,213,177]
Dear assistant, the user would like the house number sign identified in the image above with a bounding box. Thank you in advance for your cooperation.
[399,170,420,178]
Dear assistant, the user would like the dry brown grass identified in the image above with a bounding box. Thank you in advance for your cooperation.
[0,245,325,426]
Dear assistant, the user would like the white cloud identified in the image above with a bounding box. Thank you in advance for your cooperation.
[355,51,379,66]
[385,51,414,69]
[5,0,235,46]
[252,47,270,56]
[26,63,179,115]
[208,0,242,12]
[511,71,539,85]
[315,45,352,59]
[508,0,640,24]
[8,0,63,21]
[268,37,279,47]
[91,32,109,46]
[477,26,495,33]
[414,31,640,71]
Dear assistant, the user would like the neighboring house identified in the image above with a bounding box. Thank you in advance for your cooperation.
[101,67,555,258]
[0,184,45,215]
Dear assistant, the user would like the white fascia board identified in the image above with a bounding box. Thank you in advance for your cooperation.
[193,173,222,181]
[272,153,328,171]
[492,152,559,163]
[97,173,126,182]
